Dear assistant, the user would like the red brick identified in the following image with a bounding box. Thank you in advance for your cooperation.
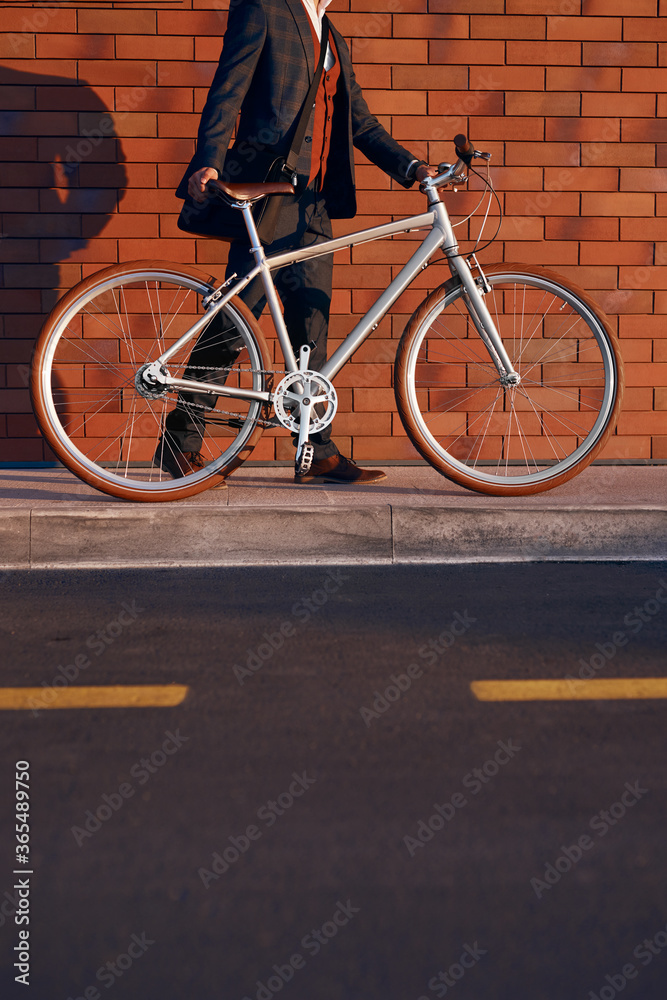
[582,192,655,216]
[505,142,580,166]
[546,217,619,241]
[620,169,667,192]
[545,167,619,191]
[582,92,656,117]
[392,65,467,90]
[506,91,580,115]
[158,113,208,138]
[546,119,619,142]
[625,17,667,41]
[430,40,505,64]
[472,117,543,142]
[581,243,654,266]
[82,215,158,239]
[34,86,115,112]
[353,38,427,62]
[548,16,622,40]
[581,141,654,166]
[36,34,114,59]
[623,119,667,143]
[507,41,581,65]
[77,10,156,33]
[0,239,39,264]
[118,239,195,262]
[1,9,76,32]
[583,0,656,12]
[2,111,77,136]
[79,61,156,87]
[470,65,545,90]
[0,83,35,110]
[366,90,426,115]
[117,36,194,60]
[0,33,34,59]
[584,42,657,66]
[548,67,621,91]
[623,68,667,91]
[395,14,469,38]
[0,60,78,84]
[157,61,217,88]
[472,15,545,38]
[427,90,504,119]
[117,138,195,162]
[158,11,228,35]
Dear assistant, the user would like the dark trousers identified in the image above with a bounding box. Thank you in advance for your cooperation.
[165,183,338,460]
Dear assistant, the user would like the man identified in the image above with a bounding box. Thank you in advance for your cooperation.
[166,0,436,485]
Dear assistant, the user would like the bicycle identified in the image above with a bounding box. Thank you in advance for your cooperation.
[31,135,624,502]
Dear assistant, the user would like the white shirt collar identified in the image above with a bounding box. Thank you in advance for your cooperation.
[301,0,332,39]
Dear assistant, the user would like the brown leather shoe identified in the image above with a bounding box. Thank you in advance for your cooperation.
[295,454,387,485]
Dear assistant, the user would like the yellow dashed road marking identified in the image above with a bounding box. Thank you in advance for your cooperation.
[0,685,189,710]
[471,678,667,701]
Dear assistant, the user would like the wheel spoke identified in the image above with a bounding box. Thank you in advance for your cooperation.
[398,269,620,493]
[34,267,269,498]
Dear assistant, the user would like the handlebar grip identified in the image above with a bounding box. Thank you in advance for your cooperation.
[454,134,474,163]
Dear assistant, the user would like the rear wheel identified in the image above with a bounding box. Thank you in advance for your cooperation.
[31,261,272,502]
[395,264,624,495]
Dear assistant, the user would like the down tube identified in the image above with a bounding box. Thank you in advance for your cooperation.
[321,225,445,381]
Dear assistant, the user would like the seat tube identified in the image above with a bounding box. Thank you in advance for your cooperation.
[243,205,298,373]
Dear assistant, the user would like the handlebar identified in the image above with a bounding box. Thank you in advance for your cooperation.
[425,135,492,192]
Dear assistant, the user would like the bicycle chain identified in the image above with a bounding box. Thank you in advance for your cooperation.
[160,364,283,428]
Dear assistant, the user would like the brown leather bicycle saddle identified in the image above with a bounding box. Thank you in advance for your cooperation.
[207,178,295,203]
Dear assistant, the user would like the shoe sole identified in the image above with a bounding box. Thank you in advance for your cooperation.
[294,473,388,486]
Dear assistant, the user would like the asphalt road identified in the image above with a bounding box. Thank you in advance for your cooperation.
[1,563,666,1000]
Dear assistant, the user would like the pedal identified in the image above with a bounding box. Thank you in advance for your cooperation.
[295,443,314,477]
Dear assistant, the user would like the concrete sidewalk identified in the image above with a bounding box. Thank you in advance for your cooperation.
[0,464,665,568]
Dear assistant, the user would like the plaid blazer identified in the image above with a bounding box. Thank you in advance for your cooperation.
[175,0,418,220]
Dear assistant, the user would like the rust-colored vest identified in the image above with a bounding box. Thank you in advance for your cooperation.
[305,18,341,188]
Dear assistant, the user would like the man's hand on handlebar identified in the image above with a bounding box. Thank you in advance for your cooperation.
[415,164,439,183]
[188,166,218,203]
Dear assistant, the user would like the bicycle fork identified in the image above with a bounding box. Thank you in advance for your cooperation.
[448,256,520,387]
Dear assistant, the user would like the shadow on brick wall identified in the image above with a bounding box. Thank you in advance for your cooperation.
[0,67,127,461]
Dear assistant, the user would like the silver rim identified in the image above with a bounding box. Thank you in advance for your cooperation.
[38,268,265,494]
[403,271,618,487]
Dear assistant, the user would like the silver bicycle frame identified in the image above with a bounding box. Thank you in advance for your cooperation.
[156,185,516,400]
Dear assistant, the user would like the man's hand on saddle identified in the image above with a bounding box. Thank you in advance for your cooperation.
[188,166,218,202]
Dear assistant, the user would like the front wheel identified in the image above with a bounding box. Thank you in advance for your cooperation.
[395,264,624,495]
[31,261,272,502]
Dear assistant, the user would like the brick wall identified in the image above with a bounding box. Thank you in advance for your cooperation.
[1,0,665,464]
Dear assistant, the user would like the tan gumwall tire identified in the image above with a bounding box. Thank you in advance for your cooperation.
[395,263,624,496]
[31,260,272,502]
